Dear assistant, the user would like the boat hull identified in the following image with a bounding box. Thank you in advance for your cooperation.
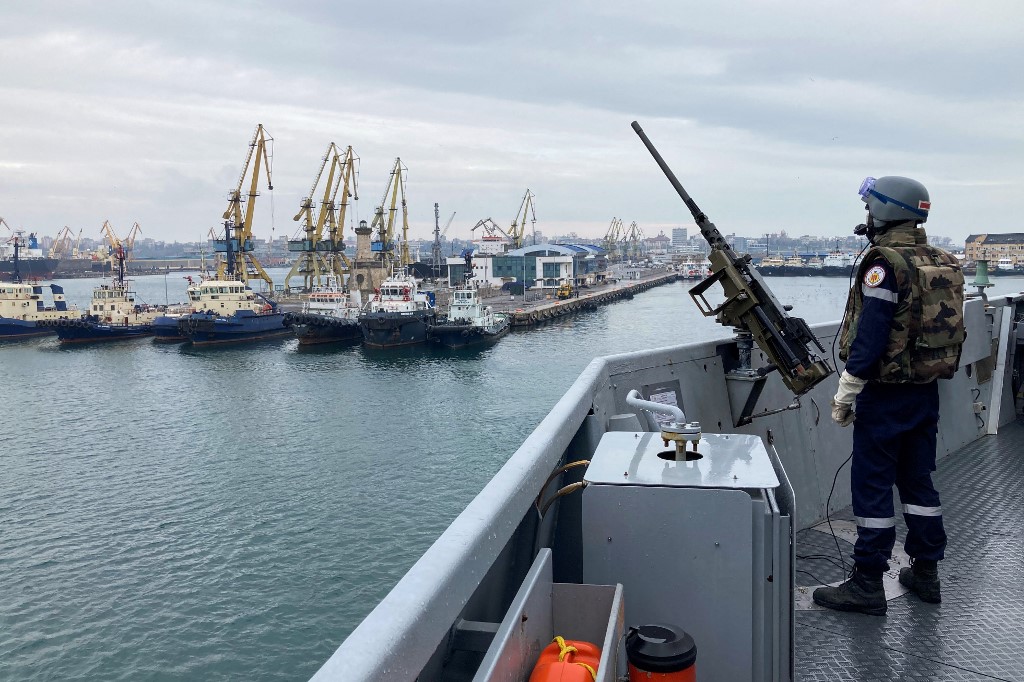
[56,318,153,343]
[285,312,362,345]
[0,318,56,340]
[359,310,435,348]
[152,315,189,343]
[181,311,289,346]
[0,257,59,282]
[428,317,511,348]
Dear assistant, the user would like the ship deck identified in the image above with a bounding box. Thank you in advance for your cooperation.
[794,418,1024,681]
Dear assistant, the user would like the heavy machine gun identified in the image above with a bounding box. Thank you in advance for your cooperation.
[631,121,833,415]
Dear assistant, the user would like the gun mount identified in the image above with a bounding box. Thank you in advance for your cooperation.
[631,121,833,423]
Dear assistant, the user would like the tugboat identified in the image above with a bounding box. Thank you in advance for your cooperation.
[428,269,509,348]
[0,232,78,340]
[358,272,436,348]
[285,276,363,346]
[177,278,289,346]
[151,276,202,343]
[55,245,159,344]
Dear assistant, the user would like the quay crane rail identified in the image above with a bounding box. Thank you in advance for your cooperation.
[369,157,410,270]
[285,143,360,292]
[215,124,275,287]
[508,188,537,249]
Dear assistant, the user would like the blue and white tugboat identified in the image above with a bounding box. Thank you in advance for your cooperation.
[428,280,510,348]
[0,232,78,340]
[285,276,363,346]
[178,278,289,346]
[358,272,436,348]
[55,245,159,344]
[151,276,202,343]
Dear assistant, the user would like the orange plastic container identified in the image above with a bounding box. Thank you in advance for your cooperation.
[626,624,697,681]
[529,636,601,682]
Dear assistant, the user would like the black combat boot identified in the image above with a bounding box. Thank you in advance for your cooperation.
[899,559,941,603]
[812,567,887,616]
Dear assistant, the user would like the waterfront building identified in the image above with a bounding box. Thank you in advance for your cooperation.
[448,244,608,291]
[965,233,1024,266]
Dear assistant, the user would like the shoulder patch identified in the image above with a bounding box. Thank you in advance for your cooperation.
[864,264,886,288]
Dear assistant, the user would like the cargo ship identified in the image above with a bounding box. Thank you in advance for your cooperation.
[0,232,59,282]
[285,276,363,345]
[178,278,289,346]
[358,273,436,348]
[427,281,509,348]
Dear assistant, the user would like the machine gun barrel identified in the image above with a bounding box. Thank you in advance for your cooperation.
[631,121,834,396]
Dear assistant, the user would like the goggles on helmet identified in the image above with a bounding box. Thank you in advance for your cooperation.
[857,176,929,218]
[858,177,876,201]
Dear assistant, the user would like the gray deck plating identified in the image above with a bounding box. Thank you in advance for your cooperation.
[794,419,1024,681]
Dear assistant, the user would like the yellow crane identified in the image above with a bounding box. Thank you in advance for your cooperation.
[369,157,410,270]
[216,124,275,287]
[286,143,359,292]
[602,217,624,261]
[125,222,142,258]
[623,221,646,261]
[72,228,84,258]
[99,219,134,278]
[49,226,74,259]
[508,189,537,249]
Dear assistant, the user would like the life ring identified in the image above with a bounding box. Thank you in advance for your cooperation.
[404,295,410,301]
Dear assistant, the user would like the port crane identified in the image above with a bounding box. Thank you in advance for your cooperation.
[623,221,646,261]
[430,204,456,279]
[98,220,140,279]
[508,189,537,249]
[471,217,511,242]
[98,220,136,271]
[602,217,624,262]
[215,124,275,287]
[72,229,84,258]
[369,157,410,270]
[285,143,360,292]
[49,226,74,259]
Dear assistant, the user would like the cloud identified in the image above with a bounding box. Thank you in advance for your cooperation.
[1,1,1022,247]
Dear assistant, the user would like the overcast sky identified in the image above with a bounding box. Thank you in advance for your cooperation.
[1,1,1021,247]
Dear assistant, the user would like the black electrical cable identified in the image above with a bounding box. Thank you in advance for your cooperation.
[826,451,854,575]
[817,240,869,578]
[797,569,830,586]
[797,553,849,573]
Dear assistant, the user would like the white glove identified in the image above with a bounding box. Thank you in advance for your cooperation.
[831,398,855,427]
[832,370,867,427]
[835,370,867,404]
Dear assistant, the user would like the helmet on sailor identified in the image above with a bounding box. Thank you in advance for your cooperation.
[858,176,931,224]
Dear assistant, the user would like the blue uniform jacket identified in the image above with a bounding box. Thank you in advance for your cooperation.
[845,258,898,380]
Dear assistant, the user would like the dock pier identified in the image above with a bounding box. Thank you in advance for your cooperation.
[501,271,679,327]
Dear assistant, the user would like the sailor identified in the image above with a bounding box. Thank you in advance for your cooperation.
[813,176,965,616]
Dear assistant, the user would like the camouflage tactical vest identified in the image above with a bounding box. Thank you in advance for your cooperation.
[839,225,965,383]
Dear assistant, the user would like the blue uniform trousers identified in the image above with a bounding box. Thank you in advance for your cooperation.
[851,381,947,573]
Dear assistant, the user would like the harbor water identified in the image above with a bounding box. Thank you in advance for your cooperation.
[3,272,1021,680]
